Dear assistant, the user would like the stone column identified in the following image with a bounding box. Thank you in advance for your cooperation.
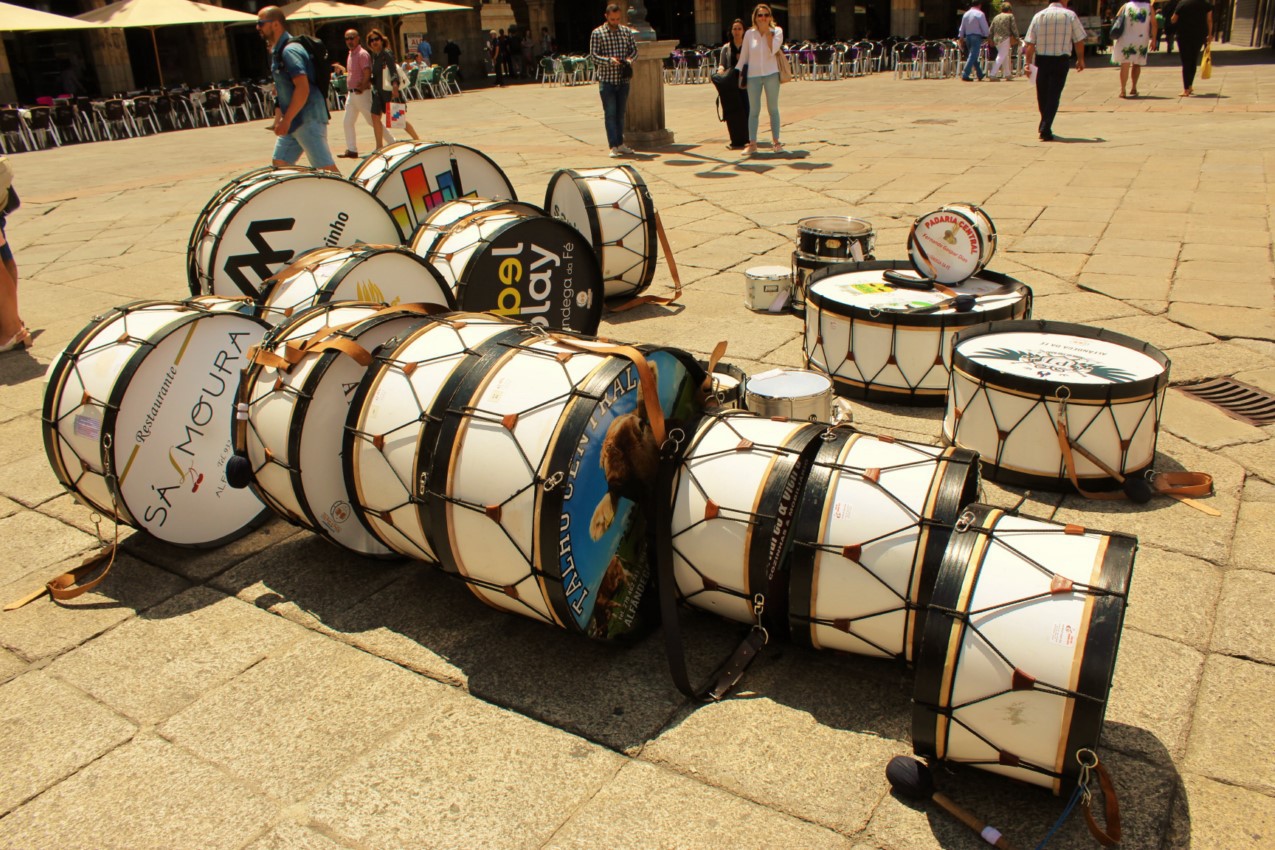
[523,0,556,51]
[695,0,722,45]
[787,0,816,40]
[88,30,135,96]
[623,38,676,148]
[0,41,14,105]
[892,0,920,37]
[193,24,234,85]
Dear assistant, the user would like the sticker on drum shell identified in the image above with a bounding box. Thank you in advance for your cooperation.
[958,332,1165,385]
[540,349,702,639]
[908,209,982,284]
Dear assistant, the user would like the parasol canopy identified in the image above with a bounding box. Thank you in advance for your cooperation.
[278,0,383,22]
[0,0,103,30]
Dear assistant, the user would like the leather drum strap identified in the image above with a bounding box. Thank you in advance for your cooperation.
[1083,759,1123,846]
[609,211,684,312]
[546,336,667,447]
[5,531,120,611]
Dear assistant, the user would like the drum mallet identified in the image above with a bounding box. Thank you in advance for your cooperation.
[886,756,1015,849]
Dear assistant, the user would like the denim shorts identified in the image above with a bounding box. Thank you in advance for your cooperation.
[0,225,10,264]
[272,118,335,169]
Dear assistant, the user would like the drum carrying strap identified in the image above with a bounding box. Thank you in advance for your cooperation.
[1055,410,1218,516]
[608,211,684,313]
[546,336,667,447]
[246,302,449,372]
[5,514,121,610]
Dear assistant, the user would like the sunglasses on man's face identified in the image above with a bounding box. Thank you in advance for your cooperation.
[757,12,771,17]
[345,36,358,41]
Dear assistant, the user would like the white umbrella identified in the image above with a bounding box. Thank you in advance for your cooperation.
[0,1,102,30]
[363,0,468,60]
[278,0,382,23]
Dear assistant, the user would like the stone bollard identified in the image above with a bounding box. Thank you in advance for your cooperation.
[624,39,678,148]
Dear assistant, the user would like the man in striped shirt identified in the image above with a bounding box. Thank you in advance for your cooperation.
[589,3,638,158]
[1024,0,1087,141]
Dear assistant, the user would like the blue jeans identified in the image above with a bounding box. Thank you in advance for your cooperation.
[745,71,781,143]
[962,35,985,80]
[599,81,630,149]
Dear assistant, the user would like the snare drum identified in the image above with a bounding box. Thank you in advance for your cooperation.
[428,334,705,639]
[408,198,545,261]
[188,170,402,298]
[258,245,454,325]
[804,261,1032,406]
[907,206,985,284]
[743,369,834,422]
[349,141,517,235]
[944,320,1170,491]
[941,202,996,270]
[43,300,270,547]
[913,503,1136,792]
[344,312,527,562]
[545,166,657,299]
[790,252,841,316]
[796,216,876,262]
[701,361,747,410]
[744,265,793,312]
[787,429,979,662]
[236,303,434,557]
[667,410,825,629]
[424,210,604,334]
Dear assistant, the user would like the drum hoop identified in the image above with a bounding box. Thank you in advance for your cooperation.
[317,247,457,311]
[806,263,1029,328]
[949,319,1171,401]
[355,142,517,202]
[796,216,875,239]
[786,427,850,649]
[942,202,998,238]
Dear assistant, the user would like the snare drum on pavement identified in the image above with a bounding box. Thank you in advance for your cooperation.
[796,216,876,262]
[743,368,834,422]
[744,265,793,312]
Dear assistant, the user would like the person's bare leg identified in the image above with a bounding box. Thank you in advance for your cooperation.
[1130,64,1141,95]
[0,257,24,345]
[1120,63,1129,97]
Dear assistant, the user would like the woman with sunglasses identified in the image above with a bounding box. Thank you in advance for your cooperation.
[367,28,420,149]
[734,4,785,155]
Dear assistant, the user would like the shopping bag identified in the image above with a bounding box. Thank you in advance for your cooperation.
[385,101,407,129]
[1201,45,1212,80]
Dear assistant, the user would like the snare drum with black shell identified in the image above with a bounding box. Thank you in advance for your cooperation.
[944,320,1170,492]
[349,141,517,235]
[43,300,270,547]
[803,261,1032,406]
[913,503,1136,792]
[796,216,876,262]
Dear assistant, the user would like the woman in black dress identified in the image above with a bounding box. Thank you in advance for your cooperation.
[1171,0,1212,96]
[715,20,749,150]
[367,28,419,148]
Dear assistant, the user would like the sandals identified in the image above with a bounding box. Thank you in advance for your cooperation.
[1129,89,1139,97]
[0,327,30,353]
[772,141,785,154]
[745,142,758,155]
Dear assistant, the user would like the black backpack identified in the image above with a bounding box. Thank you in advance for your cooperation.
[290,34,332,99]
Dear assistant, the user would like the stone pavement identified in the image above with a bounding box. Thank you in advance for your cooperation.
[1,46,1274,849]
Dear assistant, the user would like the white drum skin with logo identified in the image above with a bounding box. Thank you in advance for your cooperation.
[787,428,979,662]
[913,503,1136,792]
[743,265,792,312]
[941,202,997,270]
[668,411,825,628]
[907,206,984,284]
[803,261,1032,406]
[408,198,545,262]
[43,300,270,547]
[237,303,434,557]
[343,312,526,562]
[257,245,454,326]
[349,141,517,236]
[545,165,657,299]
[743,368,834,422]
[944,320,1170,491]
[189,170,403,299]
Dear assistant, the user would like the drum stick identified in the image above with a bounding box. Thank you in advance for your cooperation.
[886,757,1016,849]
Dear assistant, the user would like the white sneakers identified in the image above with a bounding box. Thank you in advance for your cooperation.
[609,147,622,158]
[609,145,635,157]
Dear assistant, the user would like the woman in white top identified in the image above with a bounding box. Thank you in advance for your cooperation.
[734,4,785,155]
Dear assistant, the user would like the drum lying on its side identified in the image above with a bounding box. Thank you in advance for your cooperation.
[349,141,517,236]
[941,202,997,270]
[257,244,454,325]
[787,428,979,662]
[427,331,705,639]
[803,261,1032,406]
[912,503,1136,793]
[944,319,1170,491]
[189,170,402,299]
[43,300,270,547]
[408,197,545,262]
[907,206,986,284]
[545,165,657,300]
[236,302,436,557]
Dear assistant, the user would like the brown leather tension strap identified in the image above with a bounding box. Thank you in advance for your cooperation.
[545,336,667,447]
[247,302,448,372]
[1055,412,1218,516]
[700,340,729,403]
[609,211,684,312]
[260,245,351,287]
[5,527,120,611]
[1082,759,1122,846]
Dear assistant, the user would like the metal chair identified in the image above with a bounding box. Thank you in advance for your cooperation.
[0,107,30,153]
[199,89,230,126]
[131,97,161,135]
[49,102,85,144]
[24,106,60,148]
[98,99,133,138]
[225,86,253,122]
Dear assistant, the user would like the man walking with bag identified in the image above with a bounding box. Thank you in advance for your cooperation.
[339,29,377,159]
[1024,0,1087,141]
[258,6,338,172]
[589,3,637,158]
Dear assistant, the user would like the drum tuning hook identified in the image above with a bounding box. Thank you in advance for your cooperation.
[954,511,973,533]
[541,470,565,492]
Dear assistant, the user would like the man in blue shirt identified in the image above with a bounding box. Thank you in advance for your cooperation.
[258,6,338,172]
[417,38,432,66]
[958,0,991,81]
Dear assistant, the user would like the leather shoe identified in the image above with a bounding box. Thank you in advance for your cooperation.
[338,151,359,159]
[1039,132,1055,141]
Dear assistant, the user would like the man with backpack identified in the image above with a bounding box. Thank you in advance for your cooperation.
[258,6,338,172]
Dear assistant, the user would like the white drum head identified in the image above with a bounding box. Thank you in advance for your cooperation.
[746,369,833,400]
[908,208,983,284]
[809,269,1022,315]
[956,331,1165,385]
[746,265,792,281]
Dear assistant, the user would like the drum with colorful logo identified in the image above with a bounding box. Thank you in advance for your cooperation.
[43,300,270,546]
[426,331,705,639]
[349,141,517,236]
[743,368,834,422]
[787,428,979,661]
[941,202,996,270]
[803,261,1032,405]
[944,320,1170,491]
[257,244,453,326]
[907,206,986,284]
[545,165,657,299]
[913,503,1136,792]
[188,170,402,298]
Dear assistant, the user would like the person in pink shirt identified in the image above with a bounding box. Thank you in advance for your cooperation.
[339,29,391,159]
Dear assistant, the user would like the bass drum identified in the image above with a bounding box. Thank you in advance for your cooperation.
[907,206,985,284]
[188,170,402,299]
[344,312,527,563]
[427,330,705,639]
[425,210,604,335]
[544,165,657,299]
[349,141,517,236]
[257,244,454,325]
[407,197,546,263]
[43,300,270,547]
[787,428,979,662]
[913,503,1136,793]
[236,302,435,557]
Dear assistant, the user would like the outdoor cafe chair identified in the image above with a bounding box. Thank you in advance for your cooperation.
[49,103,85,144]
[441,65,461,95]
[225,86,253,123]
[98,98,133,139]
[23,106,60,149]
[0,107,30,153]
[197,89,230,126]
[131,97,161,135]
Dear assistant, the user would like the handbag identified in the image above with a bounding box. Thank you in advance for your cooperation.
[1109,7,1127,40]
[618,60,633,80]
[778,50,793,84]
[738,63,749,89]
[385,100,407,129]
[1201,44,1212,79]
